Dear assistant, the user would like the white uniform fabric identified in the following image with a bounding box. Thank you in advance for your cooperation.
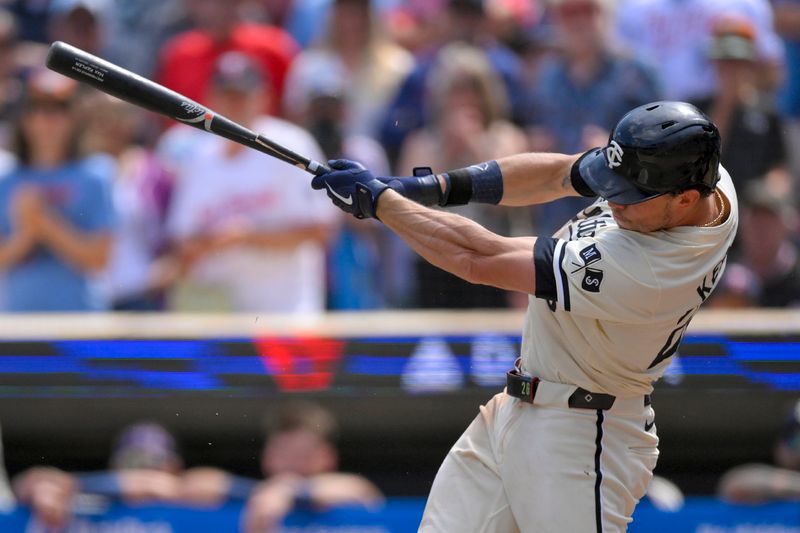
[523,166,737,397]
[420,167,738,532]
[420,391,657,533]
[166,117,337,313]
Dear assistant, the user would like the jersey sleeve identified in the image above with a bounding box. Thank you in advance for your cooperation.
[533,233,661,322]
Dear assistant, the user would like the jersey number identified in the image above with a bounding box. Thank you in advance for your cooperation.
[648,255,728,369]
[648,308,696,369]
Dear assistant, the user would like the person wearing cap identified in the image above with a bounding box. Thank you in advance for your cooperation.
[155,0,298,118]
[0,68,115,312]
[718,399,800,502]
[163,51,336,313]
[46,0,108,57]
[312,100,738,531]
[615,0,784,103]
[702,14,792,198]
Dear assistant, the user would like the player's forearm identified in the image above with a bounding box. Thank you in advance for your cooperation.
[384,152,583,209]
[377,191,535,292]
[495,152,582,206]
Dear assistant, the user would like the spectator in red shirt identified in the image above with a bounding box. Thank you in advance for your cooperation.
[155,0,298,116]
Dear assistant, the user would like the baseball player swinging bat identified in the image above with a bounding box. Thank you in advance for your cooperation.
[45,41,331,176]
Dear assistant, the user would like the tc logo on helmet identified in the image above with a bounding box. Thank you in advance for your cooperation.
[605,140,624,169]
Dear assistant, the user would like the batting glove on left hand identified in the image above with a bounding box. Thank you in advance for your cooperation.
[311,159,390,219]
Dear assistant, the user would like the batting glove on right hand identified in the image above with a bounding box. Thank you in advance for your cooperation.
[311,159,390,219]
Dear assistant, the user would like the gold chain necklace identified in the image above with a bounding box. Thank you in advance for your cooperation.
[702,190,725,227]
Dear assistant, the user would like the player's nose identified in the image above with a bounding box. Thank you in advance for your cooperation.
[607,201,625,211]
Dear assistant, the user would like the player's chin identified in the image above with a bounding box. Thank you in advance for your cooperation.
[613,214,656,233]
[612,210,630,228]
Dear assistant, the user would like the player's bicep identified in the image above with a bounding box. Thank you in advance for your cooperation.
[470,236,537,294]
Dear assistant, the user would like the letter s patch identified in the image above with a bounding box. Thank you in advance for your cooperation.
[582,268,604,293]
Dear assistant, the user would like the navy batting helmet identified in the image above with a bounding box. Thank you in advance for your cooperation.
[577,101,721,205]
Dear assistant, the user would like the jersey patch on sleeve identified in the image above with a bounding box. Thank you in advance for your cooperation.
[579,243,602,266]
[570,243,605,293]
[581,268,604,292]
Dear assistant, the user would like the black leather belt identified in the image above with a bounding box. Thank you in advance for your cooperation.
[506,369,650,410]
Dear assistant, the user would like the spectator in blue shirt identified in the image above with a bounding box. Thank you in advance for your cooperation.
[524,0,662,236]
[0,68,115,311]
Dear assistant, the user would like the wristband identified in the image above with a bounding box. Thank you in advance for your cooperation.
[441,160,504,205]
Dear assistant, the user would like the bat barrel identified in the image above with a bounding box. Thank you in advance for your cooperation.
[45,41,331,176]
[47,41,179,117]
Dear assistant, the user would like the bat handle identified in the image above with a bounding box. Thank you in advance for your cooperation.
[308,160,332,176]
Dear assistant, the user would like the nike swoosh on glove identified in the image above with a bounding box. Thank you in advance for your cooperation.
[311,159,389,219]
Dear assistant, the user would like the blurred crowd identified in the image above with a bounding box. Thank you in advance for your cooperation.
[0,0,797,313]
[6,402,384,532]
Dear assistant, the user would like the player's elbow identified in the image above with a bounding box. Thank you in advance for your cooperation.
[461,250,535,294]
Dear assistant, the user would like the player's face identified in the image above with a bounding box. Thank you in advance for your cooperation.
[607,194,684,233]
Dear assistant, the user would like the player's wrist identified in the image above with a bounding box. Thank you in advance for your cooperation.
[440,160,503,206]
[355,178,391,220]
[381,174,442,206]
[378,161,503,207]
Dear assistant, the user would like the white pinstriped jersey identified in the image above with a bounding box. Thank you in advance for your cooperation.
[521,166,738,397]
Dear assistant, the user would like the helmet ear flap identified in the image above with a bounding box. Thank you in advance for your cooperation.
[692,124,721,190]
[703,149,721,188]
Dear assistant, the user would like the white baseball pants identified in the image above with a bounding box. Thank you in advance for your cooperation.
[418,389,658,533]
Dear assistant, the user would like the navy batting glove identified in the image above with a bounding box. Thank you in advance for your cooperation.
[311,159,389,219]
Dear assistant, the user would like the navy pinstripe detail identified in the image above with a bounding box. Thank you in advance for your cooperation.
[594,409,604,533]
[557,242,571,311]
[533,237,558,300]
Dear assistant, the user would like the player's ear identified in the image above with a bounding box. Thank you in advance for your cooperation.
[675,188,701,209]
